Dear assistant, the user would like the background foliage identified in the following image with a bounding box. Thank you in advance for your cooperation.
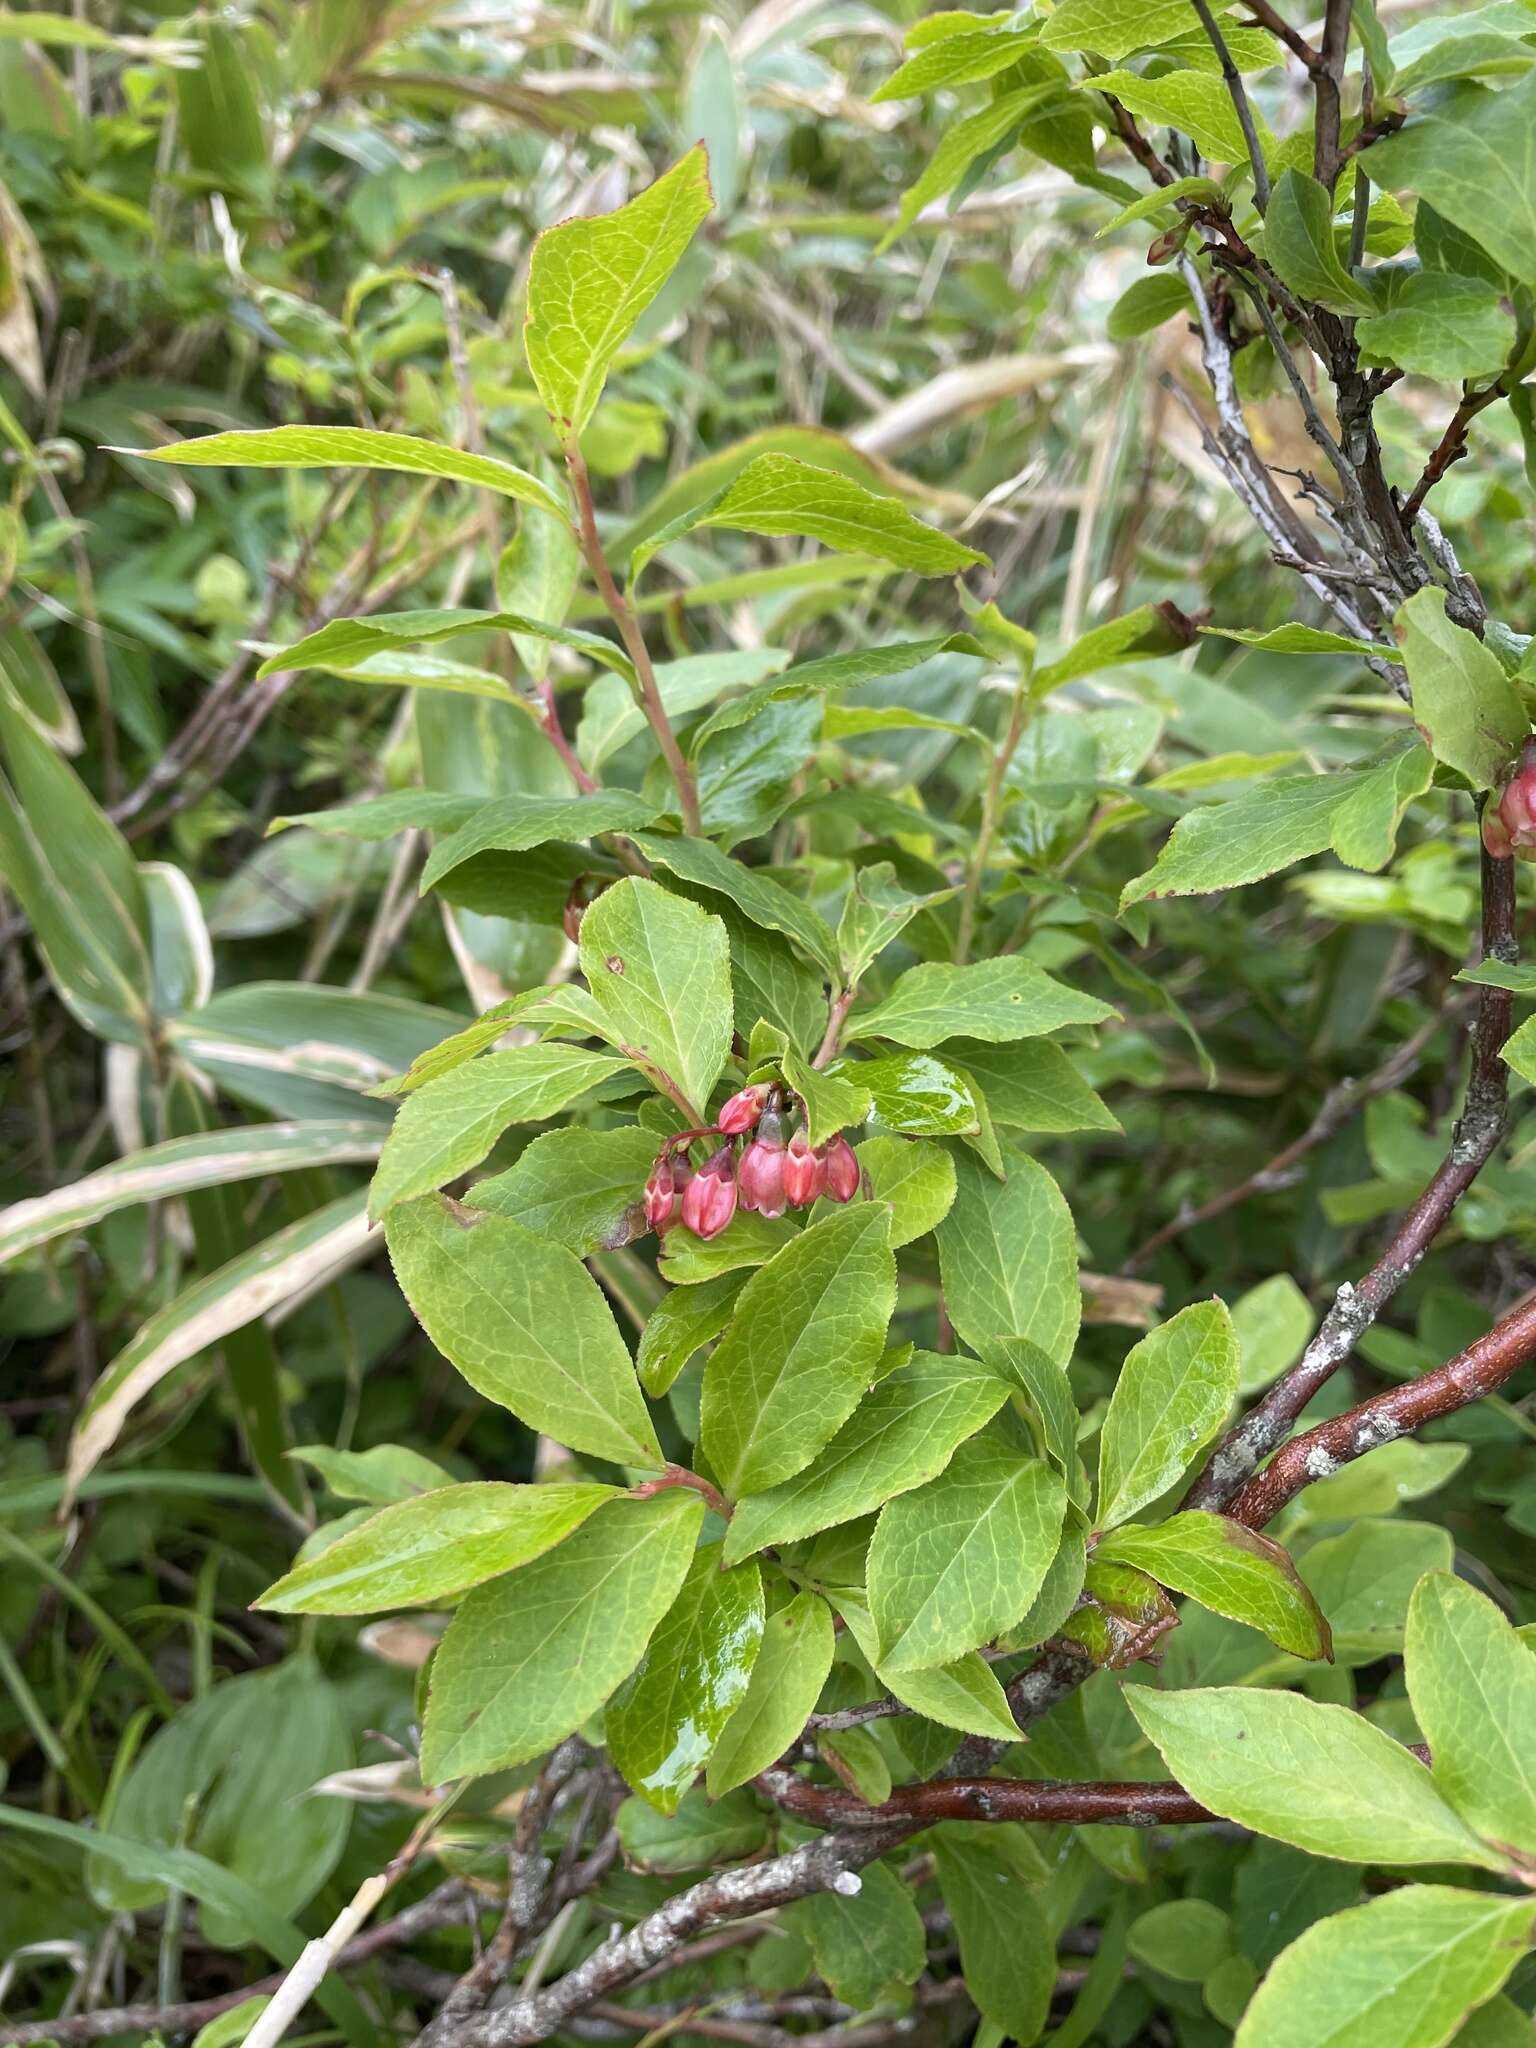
[3,1,1536,2045]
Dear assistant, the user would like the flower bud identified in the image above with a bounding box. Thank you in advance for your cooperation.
[737,1110,788,1219]
[782,1125,826,1208]
[822,1133,860,1204]
[681,1145,738,1240]
[1486,737,1536,861]
[717,1084,768,1136]
[644,1155,677,1233]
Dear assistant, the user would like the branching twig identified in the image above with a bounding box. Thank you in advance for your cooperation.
[1191,0,1271,210]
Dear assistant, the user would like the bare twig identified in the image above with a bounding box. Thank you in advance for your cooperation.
[1191,0,1271,209]
[757,1768,1216,1830]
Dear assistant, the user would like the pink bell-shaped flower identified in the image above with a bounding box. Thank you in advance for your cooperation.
[737,1110,788,1219]
[644,1155,677,1233]
[822,1133,861,1204]
[681,1145,738,1240]
[1486,737,1536,861]
[782,1125,827,1208]
[717,1084,768,1135]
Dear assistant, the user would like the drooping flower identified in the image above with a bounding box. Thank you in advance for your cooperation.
[644,1154,677,1233]
[681,1144,738,1240]
[717,1084,768,1135]
[738,1109,788,1218]
[822,1133,860,1204]
[782,1125,827,1207]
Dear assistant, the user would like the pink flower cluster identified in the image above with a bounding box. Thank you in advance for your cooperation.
[643,1084,862,1241]
[1483,737,1536,861]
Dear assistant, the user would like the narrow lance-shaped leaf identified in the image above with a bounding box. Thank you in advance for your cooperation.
[385,1194,664,1470]
[686,453,987,578]
[257,1482,618,1614]
[525,145,713,442]
[705,1590,836,1797]
[107,426,567,520]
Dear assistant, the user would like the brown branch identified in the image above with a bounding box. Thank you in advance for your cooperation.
[1191,0,1271,210]
[1185,837,1516,1508]
[1225,1286,1536,1526]
[1311,0,1351,187]
[1238,0,1324,73]
[1399,385,1507,530]
[757,1769,1216,1830]
[1104,98,1175,188]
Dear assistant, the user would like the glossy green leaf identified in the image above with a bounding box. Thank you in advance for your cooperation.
[878,87,1055,251]
[385,1193,663,1468]
[113,426,565,519]
[935,1145,1080,1363]
[850,957,1114,1049]
[421,1491,703,1780]
[1096,1300,1239,1528]
[1095,1512,1331,1660]
[1126,1687,1502,1868]
[257,1481,616,1613]
[658,1208,799,1283]
[723,1349,1010,1563]
[869,1432,1068,1672]
[948,1038,1120,1134]
[369,1043,625,1215]
[706,1590,836,1796]
[607,1544,765,1813]
[471,1125,658,1255]
[578,878,733,1120]
[1395,587,1526,790]
[844,1050,983,1137]
[781,1042,872,1145]
[1406,1571,1536,1860]
[1234,1886,1536,2048]
[701,1204,896,1498]
[874,24,1038,100]
[525,145,713,440]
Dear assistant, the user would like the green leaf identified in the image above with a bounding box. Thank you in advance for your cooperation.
[67,1194,371,1507]
[633,831,841,980]
[618,1785,768,1872]
[1231,1272,1316,1393]
[580,649,789,771]
[687,454,987,577]
[789,1862,927,2010]
[1365,73,1536,286]
[385,1194,663,1469]
[1044,0,1219,58]
[1127,1899,1233,1984]
[269,792,484,843]
[722,1349,1009,1563]
[1097,1300,1238,1528]
[1357,273,1517,382]
[980,1335,1086,1504]
[1396,588,1527,790]
[935,1145,1080,1362]
[421,1491,702,1780]
[844,1134,957,1248]
[471,1126,658,1255]
[0,1119,383,1266]
[706,1590,835,1796]
[1033,601,1200,694]
[781,1042,872,1146]
[835,864,958,983]
[849,958,1114,1050]
[1126,1687,1503,1868]
[369,1043,625,1216]
[1095,1512,1331,1660]
[86,1660,350,1952]
[1091,69,1273,167]
[1200,622,1400,660]
[700,1204,897,1498]
[878,87,1055,252]
[261,607,635,689]
[935,1833,1056,2042]
[525,145,713,440]
[256,1481,616,1613]
[636,1272,744,1395]
[607,1544,765,1813]
[868,1432,1068,1672]
[289,1442,451,1504]
[1301,1519,1454,1665]
[1120,772,1350,907]
[113,426,565,519]
[1098,175,1226,234]
[1106,273,1192,341]
[1329,739,1436,873]
[874,25,1039,101]
[947,1038,1120,1134]
[579,878,734,1120]
[658,1208,799,1283]
[1263,170,1375,312]
[1406,1571,1536,1860]
[844,1051,983,1137]
[1234,1886,1536,2048]
[418,793,661,894]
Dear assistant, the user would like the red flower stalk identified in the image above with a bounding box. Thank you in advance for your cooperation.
[681,1144,738,1240]
[1484,736,1536,861]
[717,1084,768,1135]
[782,1125,826,1207]
[822,1133,860,1204]
[738,1109,788,1218]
